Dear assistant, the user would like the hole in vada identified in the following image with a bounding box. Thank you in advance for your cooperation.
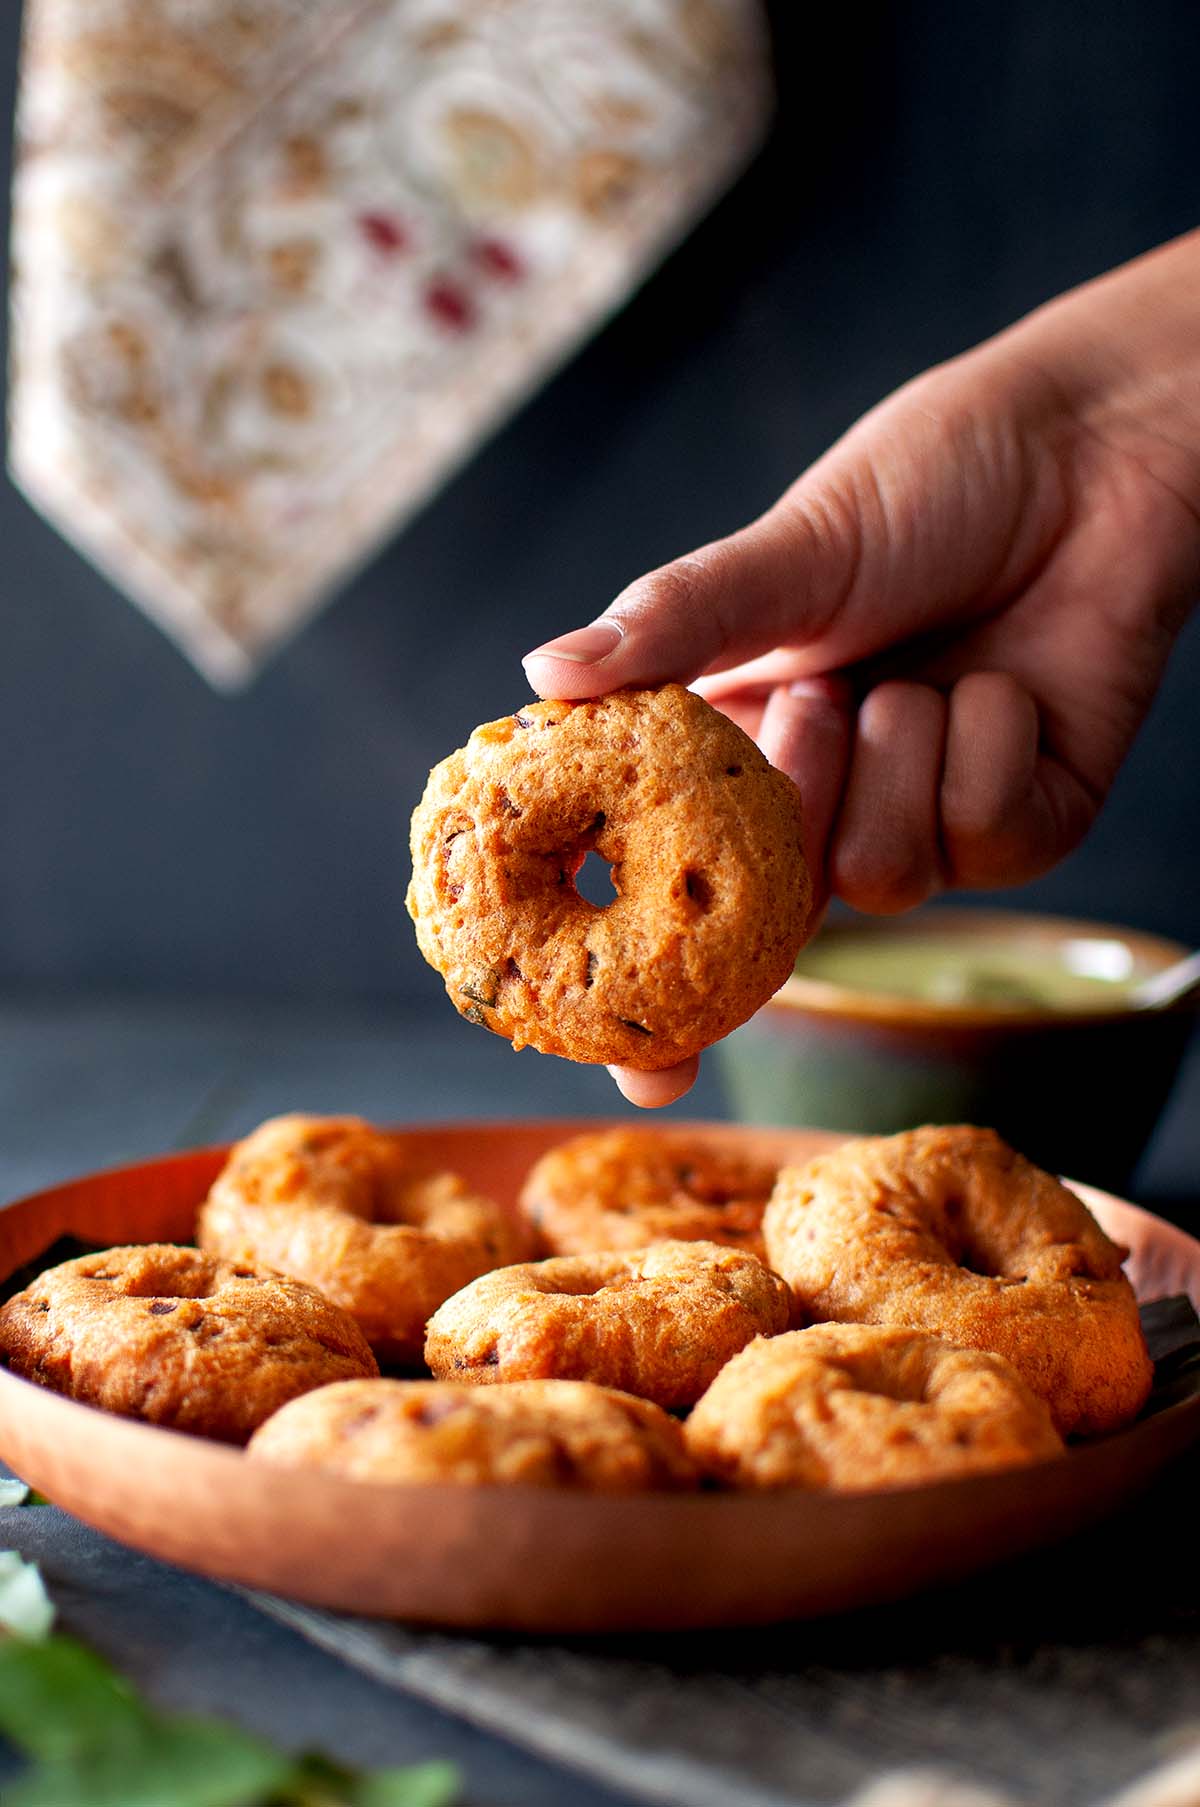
[956,1247,997,1278]
[546,1275,611,1297]
[683,869,712,912]
[575,850,618,907]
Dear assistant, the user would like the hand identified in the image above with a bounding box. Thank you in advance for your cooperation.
[523,231,1200,1107]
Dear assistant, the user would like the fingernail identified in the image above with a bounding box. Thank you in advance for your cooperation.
[523,620,623,667]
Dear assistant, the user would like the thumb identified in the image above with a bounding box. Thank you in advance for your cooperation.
[522,358,1047,703]
[521,503,852,701]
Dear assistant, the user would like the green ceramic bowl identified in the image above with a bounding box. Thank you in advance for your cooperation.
[713,910,1197,1191]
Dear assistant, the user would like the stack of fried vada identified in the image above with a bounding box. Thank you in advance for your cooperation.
[243,1117,1150,1494]
[761,1125,1152,1438]
[0,1115,1155,1499]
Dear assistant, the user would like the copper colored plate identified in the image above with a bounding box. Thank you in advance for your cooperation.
[1,1120,1198,1633]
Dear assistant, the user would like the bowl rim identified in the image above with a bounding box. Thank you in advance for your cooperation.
[770,908,1195,1030]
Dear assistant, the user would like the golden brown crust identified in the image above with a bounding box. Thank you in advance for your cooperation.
[685,1324,1064,1491]
[247,1377,697,1490]
[0,1244,377,1443]
[424,1239,793,1408]
[762,1126,1153,1438]
[519,1127,778,1257]
[405,685,811,1069]
[198,1114,528,1364]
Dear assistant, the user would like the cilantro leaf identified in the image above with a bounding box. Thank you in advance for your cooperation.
[0,1634,144,1758]
[2,1719,291,1807]
[0,1586,461,1807]
[347,1759,462,1807]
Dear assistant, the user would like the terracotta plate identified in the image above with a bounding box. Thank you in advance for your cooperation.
[1,1120,1198,1633]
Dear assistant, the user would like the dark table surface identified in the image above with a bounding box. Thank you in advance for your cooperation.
[1,992,1198,1807]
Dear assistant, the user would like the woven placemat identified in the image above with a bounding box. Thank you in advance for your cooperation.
[248,1299,1200,1807]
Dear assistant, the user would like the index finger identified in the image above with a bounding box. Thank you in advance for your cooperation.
[521,511,825,701]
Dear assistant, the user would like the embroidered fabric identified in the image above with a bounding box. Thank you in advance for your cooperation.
[8,0,772,685]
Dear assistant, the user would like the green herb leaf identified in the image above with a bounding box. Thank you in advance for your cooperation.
[282,1753,461,1807]
[0,1602,461,1807]
[0,1634,144,1757]
[346,1759,461,1807]
[0,1551,55,1642]
[3,1720,291,1807]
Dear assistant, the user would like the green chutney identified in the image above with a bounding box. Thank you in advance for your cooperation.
[791,933,1137,1012]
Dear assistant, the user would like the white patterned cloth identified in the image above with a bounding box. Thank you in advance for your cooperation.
[8,0,772,685]
[840,1741,1200,1807]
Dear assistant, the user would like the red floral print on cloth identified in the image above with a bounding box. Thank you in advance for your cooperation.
[9,0,772,685]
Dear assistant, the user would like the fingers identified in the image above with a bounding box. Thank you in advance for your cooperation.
[939,672,1040,886]
[607,1057,700,1109]
[939,671,1096,885]
[756,680,853,899]
[825,672,1091,905]
[522,504,846,701]
[734,671,1089,909]
[694,648,822,703]
[830,682,948,914]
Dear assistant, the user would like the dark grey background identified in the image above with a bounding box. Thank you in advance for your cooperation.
[2,1,1198,1009]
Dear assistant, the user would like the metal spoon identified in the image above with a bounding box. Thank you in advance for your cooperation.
[1130,948,1200,1012]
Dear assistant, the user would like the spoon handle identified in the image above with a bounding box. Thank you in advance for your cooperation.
[1134,948,1200,1011]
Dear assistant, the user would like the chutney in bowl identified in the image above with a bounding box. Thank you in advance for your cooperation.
[714,910,1196,1190]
